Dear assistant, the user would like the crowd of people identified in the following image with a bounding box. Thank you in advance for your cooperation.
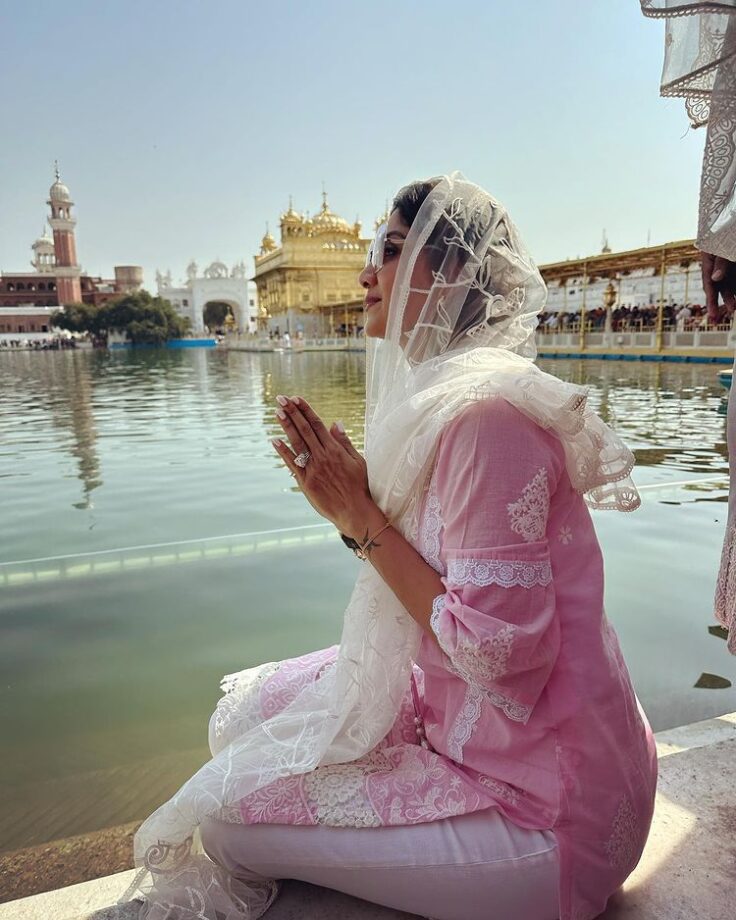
[537,302,721,333]
[0,336,79,350]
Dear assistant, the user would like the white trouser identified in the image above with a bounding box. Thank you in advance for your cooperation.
[200,807,559,920]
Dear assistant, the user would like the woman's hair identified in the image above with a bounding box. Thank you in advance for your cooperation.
[391,179,439,227]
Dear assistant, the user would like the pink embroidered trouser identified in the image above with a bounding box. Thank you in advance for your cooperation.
[200,807,559,920]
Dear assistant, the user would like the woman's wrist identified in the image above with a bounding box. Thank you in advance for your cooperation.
[340,500,387,545]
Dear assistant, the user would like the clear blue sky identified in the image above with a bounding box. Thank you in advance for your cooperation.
[0,1,704,289]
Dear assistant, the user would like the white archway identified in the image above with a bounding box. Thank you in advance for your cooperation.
[201,298,239,333]
[157,262,258,336]
[191,277,255,334]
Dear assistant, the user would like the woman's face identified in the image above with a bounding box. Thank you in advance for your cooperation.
[359,208,436,340]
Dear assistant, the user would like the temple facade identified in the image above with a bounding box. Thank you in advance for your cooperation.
[253,192,371,337]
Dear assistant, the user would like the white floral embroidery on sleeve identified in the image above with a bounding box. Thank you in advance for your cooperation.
[448,558,552,589]
[507,468,549,542]
[430,590,532,744]
[453,623,515,685]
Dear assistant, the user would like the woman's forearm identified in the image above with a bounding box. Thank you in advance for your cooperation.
[345,501,444,641]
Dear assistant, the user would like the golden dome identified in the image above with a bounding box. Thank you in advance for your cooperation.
[280,196,302,225]
[260,223,277,253]
[310,190,352,236]
[374,205,390,231]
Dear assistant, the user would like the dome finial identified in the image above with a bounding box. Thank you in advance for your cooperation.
[260,221,277,253]
[321,181,329,212]
[54,160,60,182]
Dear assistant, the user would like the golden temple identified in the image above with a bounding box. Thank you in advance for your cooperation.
[254,191,373,336]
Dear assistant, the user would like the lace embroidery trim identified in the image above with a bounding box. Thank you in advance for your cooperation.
[447,683,482,764]
[212,661,281,747]
[477,773,521,807]
[420,476,443,572]
[483,687,532,723]
[507,467,549,542]
[429,594,449,654]
[445,666,532,760]
[447,557,552,588]
[714,520,736,649]
[604,795,639,871]
[302,753,386,828]
[431,596,531,732]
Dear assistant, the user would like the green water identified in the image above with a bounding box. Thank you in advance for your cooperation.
[1,348,735,851]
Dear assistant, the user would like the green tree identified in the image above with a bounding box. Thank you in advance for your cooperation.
[52,291,191,345]
[51,302,100,334]
[203,302,231,330]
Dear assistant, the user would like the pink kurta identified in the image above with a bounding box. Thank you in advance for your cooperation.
[210,398,658,920]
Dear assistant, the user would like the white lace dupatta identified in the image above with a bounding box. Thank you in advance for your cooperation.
[131,174,639,919]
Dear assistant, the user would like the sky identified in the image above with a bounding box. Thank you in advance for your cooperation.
[0,1,706,290]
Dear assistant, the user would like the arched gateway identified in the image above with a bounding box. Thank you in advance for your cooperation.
[156,260,258,335]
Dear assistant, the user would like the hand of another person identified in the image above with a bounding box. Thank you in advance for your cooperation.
[271,395,379,537]
[701,252,736,323]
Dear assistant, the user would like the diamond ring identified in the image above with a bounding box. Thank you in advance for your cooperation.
[294,450,311,468]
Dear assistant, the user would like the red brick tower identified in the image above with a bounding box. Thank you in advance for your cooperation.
[47,162,82,304]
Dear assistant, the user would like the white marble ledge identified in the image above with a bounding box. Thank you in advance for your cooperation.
[1,711,735,920]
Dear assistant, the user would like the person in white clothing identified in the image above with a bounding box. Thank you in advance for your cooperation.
[676,303,692,331]
[643,2,736,652]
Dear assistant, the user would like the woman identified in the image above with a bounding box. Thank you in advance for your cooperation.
[131,174,657,920]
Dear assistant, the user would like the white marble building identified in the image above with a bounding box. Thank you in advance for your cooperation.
[156,260,258,334]
[543,263,705,314]
[541,240,706,315]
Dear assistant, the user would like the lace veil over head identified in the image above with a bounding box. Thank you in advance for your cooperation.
[365,172,640,524]
[130,172,639,919]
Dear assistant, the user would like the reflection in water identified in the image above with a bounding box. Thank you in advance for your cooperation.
[0,350,102,510]
[54,355,102,510]
[0,523,336,586]
[0,350,735,852]
[543,359,729,475]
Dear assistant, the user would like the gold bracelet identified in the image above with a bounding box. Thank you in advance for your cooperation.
[356,519,392,560]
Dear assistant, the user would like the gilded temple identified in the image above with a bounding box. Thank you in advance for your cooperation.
[254,192,374,336]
